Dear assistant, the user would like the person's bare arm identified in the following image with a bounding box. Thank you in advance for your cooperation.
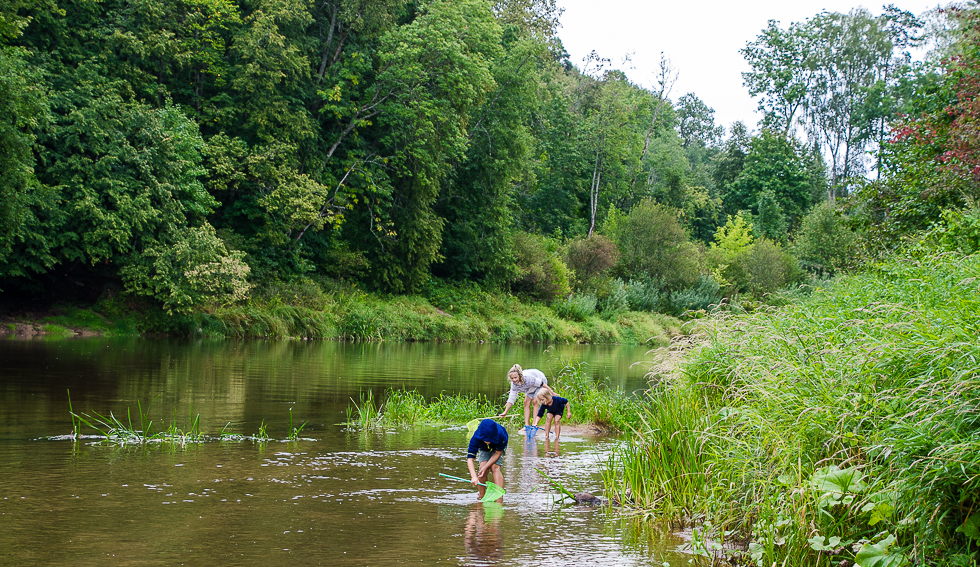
[467,458,480,486]
[478,451,502,478]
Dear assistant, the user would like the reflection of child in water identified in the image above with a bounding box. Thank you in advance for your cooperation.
[463,502,503,562]
[466,419,508,500]
[532,388,570,440]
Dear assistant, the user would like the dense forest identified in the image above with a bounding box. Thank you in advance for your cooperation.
[1,0,978,334]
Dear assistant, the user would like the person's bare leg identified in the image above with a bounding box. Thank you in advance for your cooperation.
[491,464,504,498]
[523,395,533,426]
[553,415,562,440]
[477,466,488,499]
[544,413,553,439]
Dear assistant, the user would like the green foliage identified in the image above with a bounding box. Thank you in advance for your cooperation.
[596,278,630,319]
[745,238,801,295]
[3,94,217,285]
[548,359,644,431]
[606,199,698,290]
[922,207,980,254]
[726,130,811,225]
[793,201,856,275]
[618,249,980,564]
[552,292,597,321]
[622,276,661,312]
[373,389,501,426]
[564,234,619,290]
[510,232,571,302]
[120,223,251,313]
[0,43,47,264]
[663,275,722,316]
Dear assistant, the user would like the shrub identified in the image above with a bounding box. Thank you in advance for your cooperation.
[597,278,630,319]
[664,275,721,316]
[623,276,662,312]
[744,239,801,295]
[120,223,251,314]
[792,202,856,275]
[552,293,598,321]
[565,234,619,289]
[605,199,699,290]
[510,232,571,302]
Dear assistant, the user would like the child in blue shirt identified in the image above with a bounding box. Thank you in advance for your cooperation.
[466,419,508,500]
[532,388,570,441]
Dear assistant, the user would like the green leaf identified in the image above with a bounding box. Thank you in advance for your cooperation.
[854,534,907,567]
[955,513,980,543]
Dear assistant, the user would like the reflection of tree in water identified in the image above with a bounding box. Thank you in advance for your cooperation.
[463,502,503,564]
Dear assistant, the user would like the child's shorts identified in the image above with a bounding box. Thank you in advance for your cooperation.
[478,448,506,465]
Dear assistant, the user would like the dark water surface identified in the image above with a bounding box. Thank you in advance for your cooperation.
[0,338,692,566]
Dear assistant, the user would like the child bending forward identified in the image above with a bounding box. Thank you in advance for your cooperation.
[532,389,570,440]
[466,419,508,500]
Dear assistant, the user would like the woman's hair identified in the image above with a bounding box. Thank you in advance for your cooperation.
[535,387,553,405]
[508,364,524,384]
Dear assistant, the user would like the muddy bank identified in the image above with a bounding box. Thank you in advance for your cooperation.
[0,317,103,338]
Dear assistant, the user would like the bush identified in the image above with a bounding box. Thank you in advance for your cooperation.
[623,276,662,312]
[120,223,251,314]
[792,202,856,275]
[744,239,801,295]
[510,232,572,302]
[552,292,598,321]
[565,234,619,289]
[605,199,699,290]
[597,278,630,319]
[664,275,721,316]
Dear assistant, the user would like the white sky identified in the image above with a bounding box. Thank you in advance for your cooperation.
[555,0,946,136]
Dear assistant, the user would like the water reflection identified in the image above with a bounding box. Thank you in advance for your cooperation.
[463,502,504,565]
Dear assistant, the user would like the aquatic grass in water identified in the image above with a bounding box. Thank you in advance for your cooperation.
[372,389,502,426]
[65,400,308,445]
[608,251,980,565]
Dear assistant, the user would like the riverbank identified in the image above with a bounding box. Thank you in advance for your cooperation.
[604,250,980,566]
[1,281,688,344]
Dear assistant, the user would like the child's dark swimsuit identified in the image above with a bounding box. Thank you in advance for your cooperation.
[536,396,568,417]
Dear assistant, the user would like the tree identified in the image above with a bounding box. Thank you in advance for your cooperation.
[726,130,811,226]
[0,0,49,267]
[793,201,854,274]
[604,199,698,290]
[676,93,724,150]
[742,9,920,199]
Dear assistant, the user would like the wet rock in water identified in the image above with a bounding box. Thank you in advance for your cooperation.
[574,492,602,505]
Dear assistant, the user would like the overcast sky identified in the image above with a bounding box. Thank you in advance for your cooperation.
[555,0,947,136]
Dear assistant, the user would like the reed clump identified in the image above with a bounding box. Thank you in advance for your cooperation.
[346,363,646,430]
[603,251,980,566]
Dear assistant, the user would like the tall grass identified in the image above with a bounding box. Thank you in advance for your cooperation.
[547,360,646,432]
[604,251,980,566]
[347,363,648,431]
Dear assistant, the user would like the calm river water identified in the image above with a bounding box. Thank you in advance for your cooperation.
[0,338,695,566]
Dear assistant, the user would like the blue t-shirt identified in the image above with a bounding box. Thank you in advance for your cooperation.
[537,396,568,417]
[466,419,509,460]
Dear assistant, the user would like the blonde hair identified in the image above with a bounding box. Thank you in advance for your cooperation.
[508,364,524,384]
[535,387,553,405]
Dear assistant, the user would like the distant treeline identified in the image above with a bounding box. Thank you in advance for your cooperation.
[0,0,977,315]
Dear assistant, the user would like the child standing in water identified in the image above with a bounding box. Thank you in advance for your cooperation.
[466,419,508,500]
[498,364,553,427]
[532,388,570,441]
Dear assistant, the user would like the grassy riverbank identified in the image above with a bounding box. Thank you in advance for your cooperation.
[604,250,980,565]
[4,279,685,344]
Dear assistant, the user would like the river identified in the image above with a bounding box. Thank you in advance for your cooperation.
[0,338,695,566]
